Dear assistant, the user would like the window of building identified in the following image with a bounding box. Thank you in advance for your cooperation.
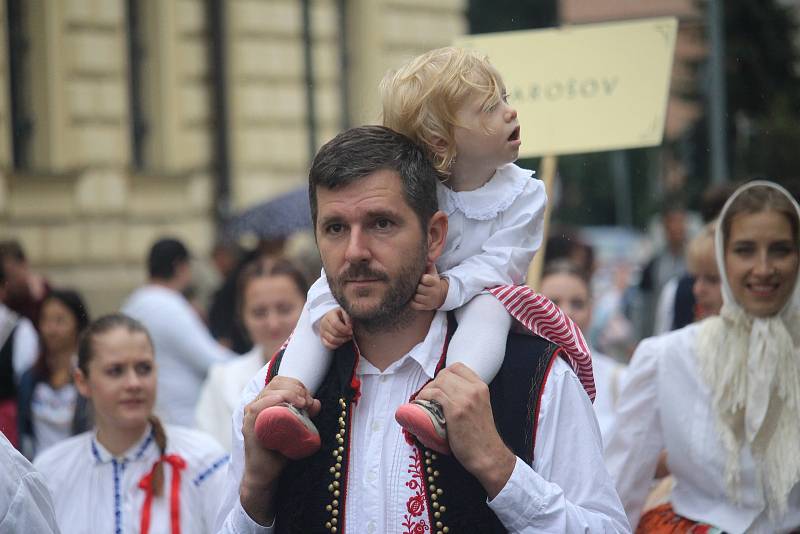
[7,0,34,169]
[125,0,149,170]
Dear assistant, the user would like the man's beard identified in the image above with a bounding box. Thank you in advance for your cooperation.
[328,243,427,333]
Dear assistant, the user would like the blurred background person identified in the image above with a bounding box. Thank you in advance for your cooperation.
[122,238,235,427]
[0,257,39,447]
[539,260,626,441]
[18,289,91,459]
[653,221,723,333]
[34,313,228,534]
[652,183,735,334]
[605,181,800,532]
[196,257,307,450]
[0,240,51,329]
[634,198,689,339]
[685,221,723,322]
[207,238,250,353]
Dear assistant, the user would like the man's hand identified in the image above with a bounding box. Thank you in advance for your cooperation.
[240,377,322,525]
[320,307,352,350]
[415,363,516,500]
[411,263,449,311]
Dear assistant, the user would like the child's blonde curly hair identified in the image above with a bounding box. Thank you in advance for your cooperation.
[380,47,505,175]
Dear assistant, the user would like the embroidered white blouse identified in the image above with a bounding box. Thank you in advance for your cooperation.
[604,323,800,533]
[31,381,79,456]
[215,312,630,534]
[304,163,546,325]
[196,346,266,451]
[34,424,230,534]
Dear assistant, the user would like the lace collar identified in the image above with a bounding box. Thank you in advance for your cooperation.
[437,163,534,221]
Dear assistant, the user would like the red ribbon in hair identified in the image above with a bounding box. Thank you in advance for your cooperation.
[138,454,187,534]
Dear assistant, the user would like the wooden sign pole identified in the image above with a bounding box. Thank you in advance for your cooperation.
[526,154,557,291]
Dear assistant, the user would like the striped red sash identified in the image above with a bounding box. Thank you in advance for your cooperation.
[489,285,595,401]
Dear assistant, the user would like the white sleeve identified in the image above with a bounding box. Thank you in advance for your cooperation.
[214,368,275,534]
[603,337,664,529]
[0,471,61,534]
[12,318,39,381]
[195,366,233,450]
[0,435,60,534]
[488,359,631,533]
[190,438,232,532]
[168,299,236,374]
[440,180,546,311]
[653,278,678,335]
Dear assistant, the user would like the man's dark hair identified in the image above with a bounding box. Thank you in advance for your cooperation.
[308,125,439,228]
[0,240,26,262]
[148,238,190,279]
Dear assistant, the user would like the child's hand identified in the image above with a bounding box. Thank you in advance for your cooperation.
[411,263,449,310]
[320,307,353,349]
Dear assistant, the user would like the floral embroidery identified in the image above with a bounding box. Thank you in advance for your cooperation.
[401,447,429,534]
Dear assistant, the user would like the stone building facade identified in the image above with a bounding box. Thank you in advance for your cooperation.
[0,0,465,313]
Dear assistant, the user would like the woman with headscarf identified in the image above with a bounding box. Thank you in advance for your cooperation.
[605,181,800,533]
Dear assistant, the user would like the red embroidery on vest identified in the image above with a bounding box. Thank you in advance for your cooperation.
[401,447,430,534]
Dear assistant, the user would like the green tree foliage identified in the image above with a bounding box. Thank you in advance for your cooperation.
[721,0,800,185]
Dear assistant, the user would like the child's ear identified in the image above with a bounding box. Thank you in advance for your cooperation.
[430,135,449,156]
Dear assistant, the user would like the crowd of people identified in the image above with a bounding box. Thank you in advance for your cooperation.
[1,46,799,534]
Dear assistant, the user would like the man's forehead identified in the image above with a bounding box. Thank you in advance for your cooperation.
[315,169,408,212]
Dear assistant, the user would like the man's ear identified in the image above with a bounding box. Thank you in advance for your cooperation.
[426,211,448,264]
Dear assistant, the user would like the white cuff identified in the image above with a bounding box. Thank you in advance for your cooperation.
[487,456,546,531]
[230,499,275,534]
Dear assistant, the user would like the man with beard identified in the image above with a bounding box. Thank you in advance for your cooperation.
[215,126,629,533]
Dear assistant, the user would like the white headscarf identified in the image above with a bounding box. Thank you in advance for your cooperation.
[696,180,800,518]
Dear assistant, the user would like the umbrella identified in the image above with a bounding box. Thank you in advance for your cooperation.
[227,186,312,239]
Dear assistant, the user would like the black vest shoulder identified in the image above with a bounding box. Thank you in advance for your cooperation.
[266,314,561,534]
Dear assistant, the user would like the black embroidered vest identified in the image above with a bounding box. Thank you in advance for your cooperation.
[266,313,560,533]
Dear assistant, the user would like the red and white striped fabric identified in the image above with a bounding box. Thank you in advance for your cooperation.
[489,285,596,402]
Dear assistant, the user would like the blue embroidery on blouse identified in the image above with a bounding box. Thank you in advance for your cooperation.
[132,431,154,461]
[91,439,102,463]
[112,459,122,534]
[192,454,230,486]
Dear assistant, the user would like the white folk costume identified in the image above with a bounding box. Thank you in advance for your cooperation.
[0,431,59,534]
[34,424,229,534]
[591,349,625,442]
[196,345,266,450]
[280,163,595,403]
[605,181,800,533]
[216,311,629,534]
[122,285,235,425]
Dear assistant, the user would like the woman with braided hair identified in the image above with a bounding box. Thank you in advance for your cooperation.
[33,313,229,534]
